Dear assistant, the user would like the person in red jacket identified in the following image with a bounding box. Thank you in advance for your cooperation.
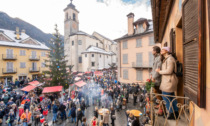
[18,105,24,124]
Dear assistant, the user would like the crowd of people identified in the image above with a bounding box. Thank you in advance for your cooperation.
[0,46,179,126]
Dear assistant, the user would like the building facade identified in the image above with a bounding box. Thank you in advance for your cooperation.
[64,1,117,72]
[115,13,160,84]
[151,0,210,125]
[0,28,50,85]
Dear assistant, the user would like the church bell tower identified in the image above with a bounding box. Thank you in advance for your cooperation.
[64,0,79,39]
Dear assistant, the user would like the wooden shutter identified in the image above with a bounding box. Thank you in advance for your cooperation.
[170,29,176,54]
[32,51,36,58]
[136,53,142,66]
[149,52,153,67]
[136,70,142,81]
[183,0,206,107]
[136,39,142,47]
[123,54,128,64]
[7,62,13,72]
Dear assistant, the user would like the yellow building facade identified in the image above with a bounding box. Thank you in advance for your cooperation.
[0,28,50,85]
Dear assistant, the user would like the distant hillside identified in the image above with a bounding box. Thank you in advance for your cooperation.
[0,11,64,47]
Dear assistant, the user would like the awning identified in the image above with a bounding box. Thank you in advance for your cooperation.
[74,77,81,81]
[85,71,91,74]
[94,71,103,76]
[21,85,36,92]
[28,81,40,86]
[42,86,63,93]
[77,73,84,76]
[75,81,87,87]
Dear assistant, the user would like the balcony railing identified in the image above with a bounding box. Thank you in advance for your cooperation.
[132,62,152,69]
[149,88,195,126]
[29,55,40,61]
[2,54,17,60]
[2,68,17,74]
[29,67,40,73]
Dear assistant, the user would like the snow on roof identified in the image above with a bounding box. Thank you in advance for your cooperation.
[70,31,102,43]
[93,32,116,44]
[82,46,115,55]
[0,28,49,50]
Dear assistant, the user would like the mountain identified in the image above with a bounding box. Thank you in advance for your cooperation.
[0,11,64,47]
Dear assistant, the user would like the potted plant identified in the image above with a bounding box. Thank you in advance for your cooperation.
[145,79,155,93]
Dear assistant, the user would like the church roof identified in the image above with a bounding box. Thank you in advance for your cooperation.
[93,32,117,44]
[82,45,115,55]
[0,28,49,50]
[69,31,103,43]
[64,1,79,13]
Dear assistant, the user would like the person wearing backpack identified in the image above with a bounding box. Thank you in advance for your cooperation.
[156,47,179,120]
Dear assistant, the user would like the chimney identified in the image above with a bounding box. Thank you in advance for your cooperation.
[127,13,134,36]
[21,29,26,34]
[15,27,20,40]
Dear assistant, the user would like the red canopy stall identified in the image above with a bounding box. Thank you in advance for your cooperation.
[28,81,43,86]
[42,86,63,93]
[94,71,103,76]
[21,85,36,92]
[77,73,84,76]
[75,81,87,87]
[74,77,81,81]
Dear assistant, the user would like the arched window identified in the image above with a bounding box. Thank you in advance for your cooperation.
[73,13,76,21]
[66,13,68,20]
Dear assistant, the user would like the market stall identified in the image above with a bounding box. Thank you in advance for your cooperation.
[28,81,43,86]
[94,71,103,76]
[21,85,36,92]
[74,77,81,82]
[42,86,63,94]
[75,81,87,88]
[77,73,84,76]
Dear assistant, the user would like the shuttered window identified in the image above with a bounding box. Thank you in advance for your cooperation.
[136,70,143,81]
[123,54,128,64]
[41,52,46,57]
[7,62,13,72]
[149,52,153,67]
[32,62,37,71]
[170,29,176,54]
[31,51,36,59]
[41,62,45,68]
[136,53,142,66]
[6,49,13,58]
[20,50,26,56]
[149,36,155,46]
[183,0,206,107]
[123,69,128,79]
[20,62,26,68]
[136,39,142,47]
[123,41,128,49]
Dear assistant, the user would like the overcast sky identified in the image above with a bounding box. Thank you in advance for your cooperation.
[0,0,152,39]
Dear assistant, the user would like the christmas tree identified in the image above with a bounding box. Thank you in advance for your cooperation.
[43,24,73,89]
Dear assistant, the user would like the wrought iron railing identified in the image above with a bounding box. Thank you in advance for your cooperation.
[2,68,17,74]
[2,54,17,60]
[150,88,195,126]
[132,62,152,68]
[29,55,40,61]
[29,67,40,72]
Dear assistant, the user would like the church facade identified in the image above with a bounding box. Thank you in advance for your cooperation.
[64,1,117,72]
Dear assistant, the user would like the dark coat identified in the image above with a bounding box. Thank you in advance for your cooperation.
[77,111,84,120]
[71,107,76,118]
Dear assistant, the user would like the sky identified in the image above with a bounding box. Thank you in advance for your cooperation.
[0,0,152,40]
